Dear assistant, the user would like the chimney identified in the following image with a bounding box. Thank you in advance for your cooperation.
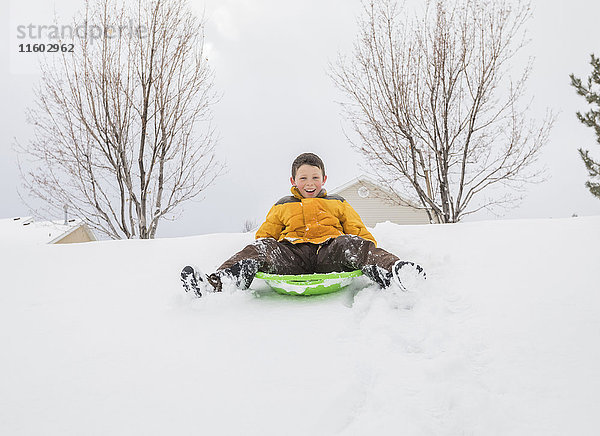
[64,204,68,225]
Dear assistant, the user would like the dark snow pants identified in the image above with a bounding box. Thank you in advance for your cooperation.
[215,235,399,289]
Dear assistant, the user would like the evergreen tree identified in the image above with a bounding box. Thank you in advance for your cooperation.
[570,54,600,199]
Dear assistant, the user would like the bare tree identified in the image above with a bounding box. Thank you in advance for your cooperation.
[18,0,222,239]
[241,219,258,233]
[331,0,554,223]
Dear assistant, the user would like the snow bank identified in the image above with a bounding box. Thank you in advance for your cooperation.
[0,217,599,435]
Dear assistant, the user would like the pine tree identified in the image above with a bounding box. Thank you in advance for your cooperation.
[570,54,600,200]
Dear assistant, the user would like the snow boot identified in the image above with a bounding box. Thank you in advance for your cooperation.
[362,264,393,288]
[392,260,426,292]
[181,265,222,297]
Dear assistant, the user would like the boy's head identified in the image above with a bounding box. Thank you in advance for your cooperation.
[290,153,327,198]
[291,153,325,179]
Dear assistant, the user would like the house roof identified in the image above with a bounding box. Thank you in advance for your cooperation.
[0,216,96,245]
[328,175,424,209]
[328,175,381,195]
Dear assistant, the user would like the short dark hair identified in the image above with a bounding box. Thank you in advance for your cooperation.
[291,153,326,179]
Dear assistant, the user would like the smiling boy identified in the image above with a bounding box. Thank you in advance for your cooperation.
[181,152,425,296]
[293,163,326,197]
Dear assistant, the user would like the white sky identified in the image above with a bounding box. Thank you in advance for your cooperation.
[2,0,600,238]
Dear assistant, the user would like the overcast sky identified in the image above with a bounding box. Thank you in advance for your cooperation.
[2,0,600,238]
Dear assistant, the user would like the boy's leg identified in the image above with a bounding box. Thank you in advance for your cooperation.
[214,239,316,289]
[315,235,399,287]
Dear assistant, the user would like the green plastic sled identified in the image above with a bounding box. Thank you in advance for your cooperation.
[254,270,363,296]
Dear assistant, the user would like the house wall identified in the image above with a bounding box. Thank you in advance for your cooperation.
[54,226,95,244]
[336,181,432,227]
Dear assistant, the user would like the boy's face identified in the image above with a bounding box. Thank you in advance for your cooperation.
[291,164,327,198]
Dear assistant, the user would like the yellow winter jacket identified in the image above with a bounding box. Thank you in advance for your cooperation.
[255,186,376,245]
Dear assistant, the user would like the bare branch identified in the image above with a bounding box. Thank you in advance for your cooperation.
[18,0,222,238]
[331,0,553,223]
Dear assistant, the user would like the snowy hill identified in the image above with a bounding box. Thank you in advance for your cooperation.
[1,217,599,435]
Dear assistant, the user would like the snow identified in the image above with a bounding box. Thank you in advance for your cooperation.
[1,216,600,434]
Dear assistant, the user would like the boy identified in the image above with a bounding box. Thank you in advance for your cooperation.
[181,153,425,296]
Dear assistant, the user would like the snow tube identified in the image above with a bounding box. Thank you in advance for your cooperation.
[254,270,363,296]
